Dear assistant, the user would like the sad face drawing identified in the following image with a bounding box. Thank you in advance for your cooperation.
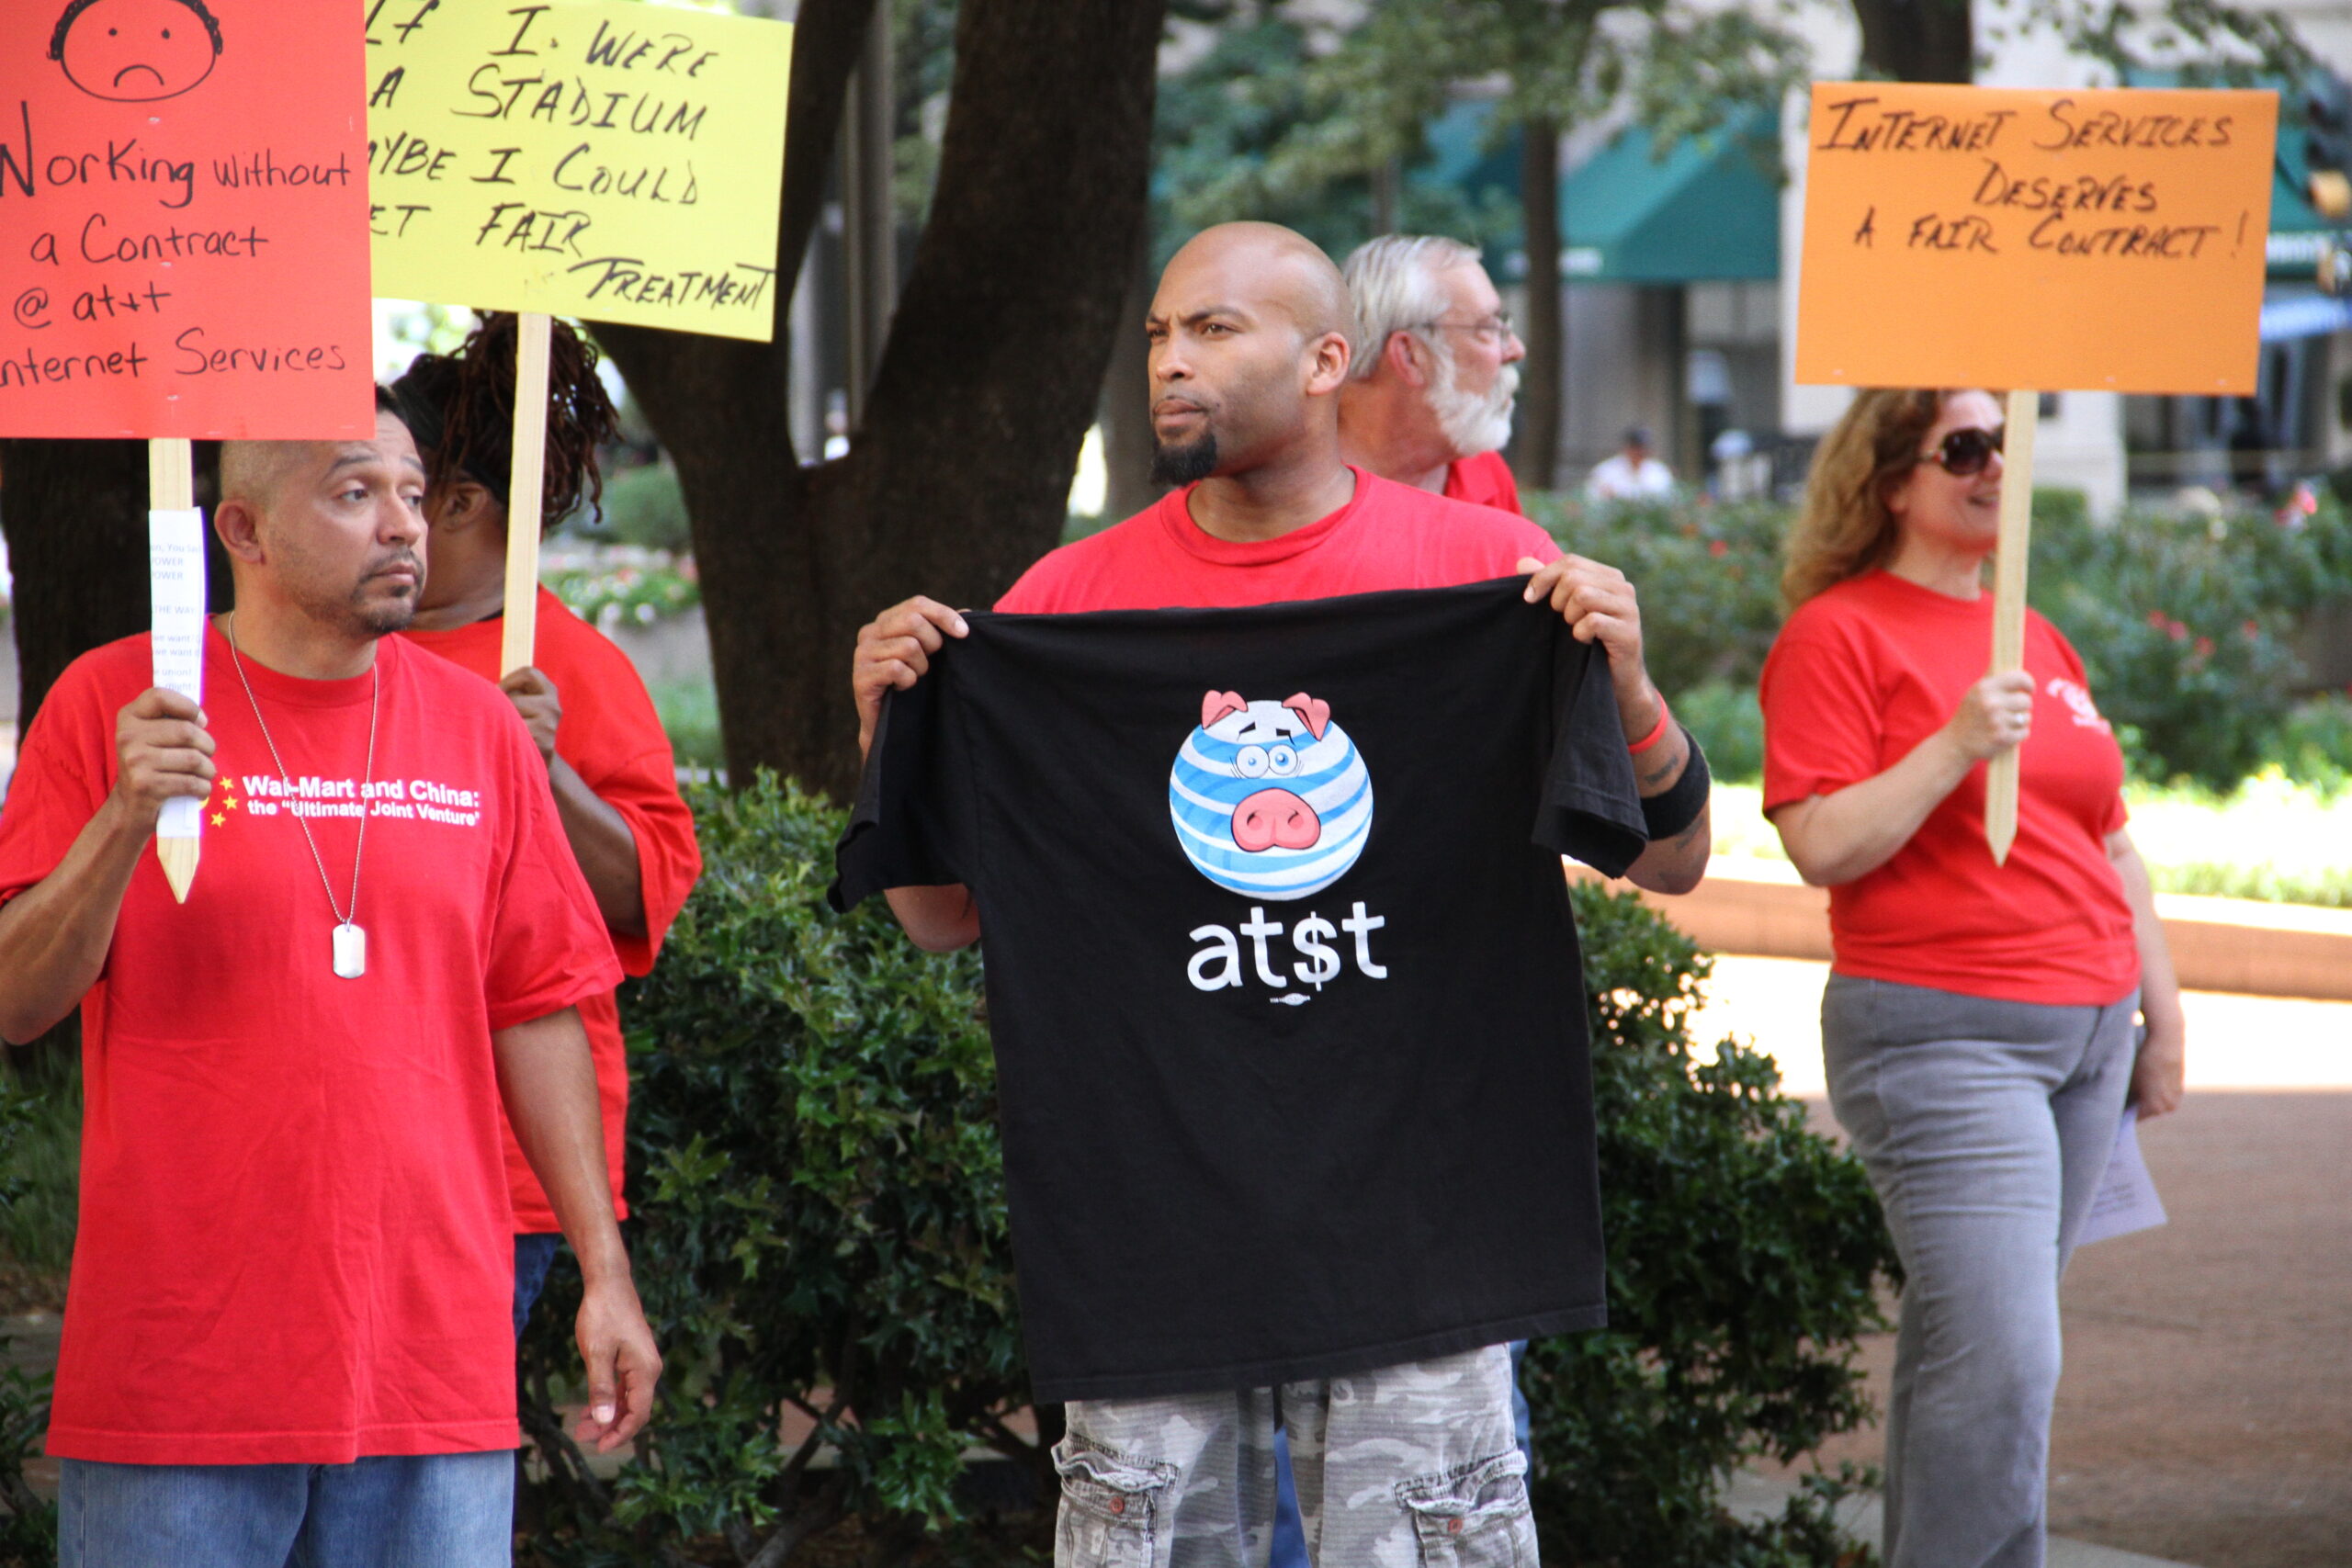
[50,0,223,103]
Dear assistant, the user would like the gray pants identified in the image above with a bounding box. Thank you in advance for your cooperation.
[1822,975,2138,1568]
[1053,1343,1535,1567]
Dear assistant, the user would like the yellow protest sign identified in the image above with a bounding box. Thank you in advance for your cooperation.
[366,0,792,340]
[1796,83,2275,393]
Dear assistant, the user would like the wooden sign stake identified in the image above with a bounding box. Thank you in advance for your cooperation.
[149,437,199,902]
[500,311,554,678]
[1984,388,2039,866]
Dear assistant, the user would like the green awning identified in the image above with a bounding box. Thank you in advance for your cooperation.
[1419,99,1781,285]
[1558,111,1781,284]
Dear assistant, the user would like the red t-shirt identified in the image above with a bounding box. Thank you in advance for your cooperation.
[0,628,622,1465]
[998,468,1557,614]
[1758,570,2136,1005]
[398,587,702,1232]
[1442,450,1521,515]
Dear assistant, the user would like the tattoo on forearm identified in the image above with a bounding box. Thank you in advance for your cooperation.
[1637,751,1684,793]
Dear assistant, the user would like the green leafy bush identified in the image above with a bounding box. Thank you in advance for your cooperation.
[520,782,1894,1565]
[0,1070,57,1565]
[648,677,726,773]
[596,463,695,555]
[1531,496,1789,699]
[0,1055,78,1276]
[1672,680,1764,785]
[2262,694,2352,799]
[1526,486,2352,796]
[518,775,1032,1566]
[544,552,702,629]
[2030,492,2352,790]
[1530,885,1895,1567]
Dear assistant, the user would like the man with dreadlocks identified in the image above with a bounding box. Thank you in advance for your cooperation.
[391,315,702,1337]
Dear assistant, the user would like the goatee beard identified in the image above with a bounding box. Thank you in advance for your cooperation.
[1150,431,1219,486]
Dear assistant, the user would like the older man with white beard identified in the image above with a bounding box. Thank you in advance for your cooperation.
[1338,234,1528,513]
[1307,237,1539,1568]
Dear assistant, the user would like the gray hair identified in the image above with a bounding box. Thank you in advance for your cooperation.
[1340,234,1483,382]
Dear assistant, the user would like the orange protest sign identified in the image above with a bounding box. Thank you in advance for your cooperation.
[1795,83,2276,394]
[0,0,374,438]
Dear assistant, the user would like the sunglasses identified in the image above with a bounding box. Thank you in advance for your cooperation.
[1917,425,2005,477]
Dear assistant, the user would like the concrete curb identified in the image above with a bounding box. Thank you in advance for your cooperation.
[1571,857,2352,1001]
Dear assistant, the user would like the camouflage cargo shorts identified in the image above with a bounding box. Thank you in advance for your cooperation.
[1052,1342,1536,1567]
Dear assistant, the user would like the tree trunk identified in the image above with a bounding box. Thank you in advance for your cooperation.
[1515,116,1564,491]
[599,0,1167,803]
[1849,0,1973,84]
[1097,229,1161,526]
[0,439,149,732]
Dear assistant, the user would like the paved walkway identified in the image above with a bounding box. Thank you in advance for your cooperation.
[1701,957,2352,1568]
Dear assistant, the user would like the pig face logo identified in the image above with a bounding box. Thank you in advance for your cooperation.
[1169,690,1373,899]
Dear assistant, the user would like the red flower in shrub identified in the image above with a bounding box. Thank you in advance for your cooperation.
[2147,609,2169,629]
[2195,636,2214,657]
[1708,539,1729,558]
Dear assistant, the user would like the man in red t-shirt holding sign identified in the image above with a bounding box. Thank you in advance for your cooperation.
[1338,234,1527,513]
[0,391,660,1566]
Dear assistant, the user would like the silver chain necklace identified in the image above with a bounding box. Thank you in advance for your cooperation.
[224,615,379,979]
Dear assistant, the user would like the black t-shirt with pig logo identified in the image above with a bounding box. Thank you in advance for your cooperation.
[831,579,1649,1402]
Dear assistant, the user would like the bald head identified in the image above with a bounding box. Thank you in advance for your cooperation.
[1145,224,1355,488]
[220,389,412,514]
[210,401,429,649]
[1161,222,1350,341]
[218,439,305,513]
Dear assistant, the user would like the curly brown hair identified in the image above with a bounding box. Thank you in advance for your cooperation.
[1781,389,1973,610]
[389,313,621,534]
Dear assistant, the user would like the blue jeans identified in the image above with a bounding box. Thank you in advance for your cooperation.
[59,1450,514,1567]
[513,1232,564,1338]
[1266,1341,1533,1567]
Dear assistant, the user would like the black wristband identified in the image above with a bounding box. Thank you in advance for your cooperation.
[1639,726,1710,841]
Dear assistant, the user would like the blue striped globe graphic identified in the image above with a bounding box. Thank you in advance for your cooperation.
[1169,702,1373,900]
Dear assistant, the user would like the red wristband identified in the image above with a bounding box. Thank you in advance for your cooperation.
[1627,698,1672,755]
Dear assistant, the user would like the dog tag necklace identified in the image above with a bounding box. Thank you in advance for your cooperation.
[226,615,379,979]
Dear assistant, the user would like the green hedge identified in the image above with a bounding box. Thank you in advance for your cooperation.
[518,777,1896,1566]
[1531,489,2352,793]
[0,1072,56,1566]
[1528,886,1894,1566]
[2031,494,2352,790]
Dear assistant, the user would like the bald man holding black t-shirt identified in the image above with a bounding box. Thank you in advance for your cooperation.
[850,222,1711,1566]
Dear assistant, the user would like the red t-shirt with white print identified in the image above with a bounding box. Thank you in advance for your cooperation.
[1759,570,2137,1006]
[0,627,620,1465]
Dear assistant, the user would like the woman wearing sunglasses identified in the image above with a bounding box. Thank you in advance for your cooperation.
[1758,388,2184,1568]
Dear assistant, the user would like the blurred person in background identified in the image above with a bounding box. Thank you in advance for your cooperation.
[1586,425,1673,502]
[1338,234,1526,513]
[1760,387,2184,1568]
[393,315,703,1343]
